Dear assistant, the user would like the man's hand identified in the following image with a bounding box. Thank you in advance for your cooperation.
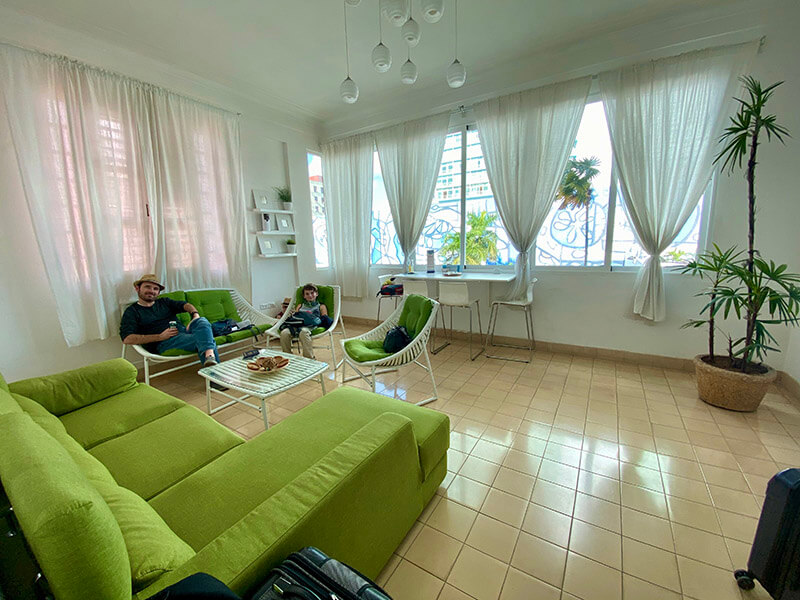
[158,327,179,341]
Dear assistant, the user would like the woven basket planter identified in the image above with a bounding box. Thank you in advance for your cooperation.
[693,355,776,412]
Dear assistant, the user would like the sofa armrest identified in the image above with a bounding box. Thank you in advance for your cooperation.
[8,359,139,416]
[135,412,424,599]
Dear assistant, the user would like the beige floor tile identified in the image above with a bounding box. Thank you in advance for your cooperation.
[445,474,491,511]
[492,467,535,499]
[563,552,622,600]
[510,433,547,456]
[396,521,423,556]
[447,546,507,600]
[578,470,621,503]
[511,531,568,587]
[658,455,704,481]
[724,537,753,568]
[500,567,560,600]
[521,501,572,547]
[538,459,579,488]
[671,523,732,569]
[502,449,542,476]
[573,491,621,533]
[581,451,621,479]
[472,439,511,464]
[708,484,761,517]
[716,509,759,543]
[480,488,528,528]
[620,482,668,518]
[665,496,721,534]
[701,463,750,492]
[676,556,743,600]
[466,514,520,563]
[376,554,401,586]
[544,442,582,467]
[459,455,501,486]
[437,584,475,600]
[428,498,478,541]
[621,537,680,593]
[619,463,664,493]
[385,559,445,600]
[620,507,674,551]
[661,473,712,505]
[405,525,463,580]
[622,574,681,600]
[530,479,576,516]
[569,519,622,569]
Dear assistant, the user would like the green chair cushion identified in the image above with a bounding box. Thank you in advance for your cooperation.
[0,412,131,600]
[161,334,229,356]
[148,387,449,550]
[0,370,8,392]
[8,358,139,416]
[343,339,392,363]
[89,405,244,500]
[14,393,116,485]
[293,285,335,318]
[185,290,241,325]
[94,481,195,591]
[59,384,185,449]
[397,294,434,339]
[0,387,22,415]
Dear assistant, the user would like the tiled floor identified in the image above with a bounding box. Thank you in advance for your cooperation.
[150,322,800,600]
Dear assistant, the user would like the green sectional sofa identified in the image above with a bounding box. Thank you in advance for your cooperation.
[0,359,449,600]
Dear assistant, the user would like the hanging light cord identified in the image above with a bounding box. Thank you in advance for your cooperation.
[343,1,351,76]
[378,2,383,43]
[454,0,459,59]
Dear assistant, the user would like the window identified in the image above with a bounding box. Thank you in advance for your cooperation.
[371,153,402,265]
[307,152,330,269]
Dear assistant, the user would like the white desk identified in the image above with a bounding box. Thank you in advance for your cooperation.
[393,271,515,283]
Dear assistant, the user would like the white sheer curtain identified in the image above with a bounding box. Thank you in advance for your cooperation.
[474,77,591,299]
[0,43,247,346]
[322,133,374,298]
[599,42,756,321]
[374,112,451,270]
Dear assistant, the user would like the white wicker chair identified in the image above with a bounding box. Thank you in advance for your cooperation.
[341,295,440,406]
[121,288,276,384]
[263,285,347,370]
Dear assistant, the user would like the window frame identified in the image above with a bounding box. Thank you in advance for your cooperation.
[306,150,332,270]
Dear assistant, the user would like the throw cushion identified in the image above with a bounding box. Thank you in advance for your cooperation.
[0,412,131,600]
[94,481,195,591]
[397,294,433,339]
[344,339,393,363]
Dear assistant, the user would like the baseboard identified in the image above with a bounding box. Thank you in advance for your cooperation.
[778,371,800,401]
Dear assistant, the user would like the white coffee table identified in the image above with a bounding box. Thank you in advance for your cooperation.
[198,349,328,429]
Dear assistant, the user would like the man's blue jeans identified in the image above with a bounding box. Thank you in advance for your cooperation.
[157,317,220,364]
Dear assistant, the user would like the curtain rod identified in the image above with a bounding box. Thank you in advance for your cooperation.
[0,40,242,117]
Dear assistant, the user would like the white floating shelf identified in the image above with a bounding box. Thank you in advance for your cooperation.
[254,230,296,235]
[251,208,294,214]
[257,253,298,259]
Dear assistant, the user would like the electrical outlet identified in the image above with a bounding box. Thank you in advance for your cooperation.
[259,303,269,310]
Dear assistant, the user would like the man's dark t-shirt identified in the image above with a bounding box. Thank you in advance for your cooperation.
[120,298,187,353]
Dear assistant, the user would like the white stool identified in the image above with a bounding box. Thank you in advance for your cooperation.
[432,281,484,360]
[486,279,536,363]
[402,279,431,298]
[376,275,402,323]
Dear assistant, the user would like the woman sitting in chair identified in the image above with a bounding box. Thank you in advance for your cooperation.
[280,283,333,359]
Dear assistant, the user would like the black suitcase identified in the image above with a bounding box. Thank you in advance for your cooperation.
[249,547,392,600]
[734,468,800,598]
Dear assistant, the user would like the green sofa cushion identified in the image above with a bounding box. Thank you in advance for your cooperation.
[398,294,434,339]
[343,339,392,363]
[149,387,448,550]
[13,393,116,484]
[8,358,139,416]
[60,384,185,449]
[90,405,243,500]
[94,481,195,591]
[161,334,229,356]
[185,290,241,325]
[0,412,131,600]
[0,387,22,414]
[0,370,8,392]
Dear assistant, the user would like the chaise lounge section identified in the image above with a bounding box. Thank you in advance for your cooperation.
[0,358,449,599]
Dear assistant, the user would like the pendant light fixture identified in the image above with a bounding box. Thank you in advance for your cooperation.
[371,4,392,72]
[401,48,418,84]
[339,1,359,103]
[401,0,421,48]
[421,0,444,23]
[381,0,409,27]
[345,0,361,5]
[446,0,466,88]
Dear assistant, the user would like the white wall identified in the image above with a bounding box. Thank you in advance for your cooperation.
[339,0,800,368]
[0,6,322,381]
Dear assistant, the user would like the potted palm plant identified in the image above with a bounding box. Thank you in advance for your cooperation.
[682,77,798,411]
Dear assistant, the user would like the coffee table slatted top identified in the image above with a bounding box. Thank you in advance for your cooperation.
[198,349,328,397]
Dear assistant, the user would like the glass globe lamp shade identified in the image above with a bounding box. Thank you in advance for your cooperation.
[401,17,420,47]
[446,59,466,88]
[371,42,392,72]
[344,0,361,5]
[340,77,359,103]
[400,59,418,85]
[421,0,444,23]
[381,0,408,27]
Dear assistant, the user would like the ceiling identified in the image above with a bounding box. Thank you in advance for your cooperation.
[1,0,739,125]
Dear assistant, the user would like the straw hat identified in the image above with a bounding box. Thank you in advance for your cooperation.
[133,273,165,290]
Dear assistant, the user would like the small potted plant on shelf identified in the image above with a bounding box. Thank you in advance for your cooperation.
[274,186,292,210]
[682,77,798,411]
[285,239,296,253]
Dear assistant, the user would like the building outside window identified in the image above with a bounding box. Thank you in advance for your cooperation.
[306,152,330,269]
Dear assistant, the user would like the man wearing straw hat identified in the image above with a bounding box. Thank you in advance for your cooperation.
[120,273,220,366]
